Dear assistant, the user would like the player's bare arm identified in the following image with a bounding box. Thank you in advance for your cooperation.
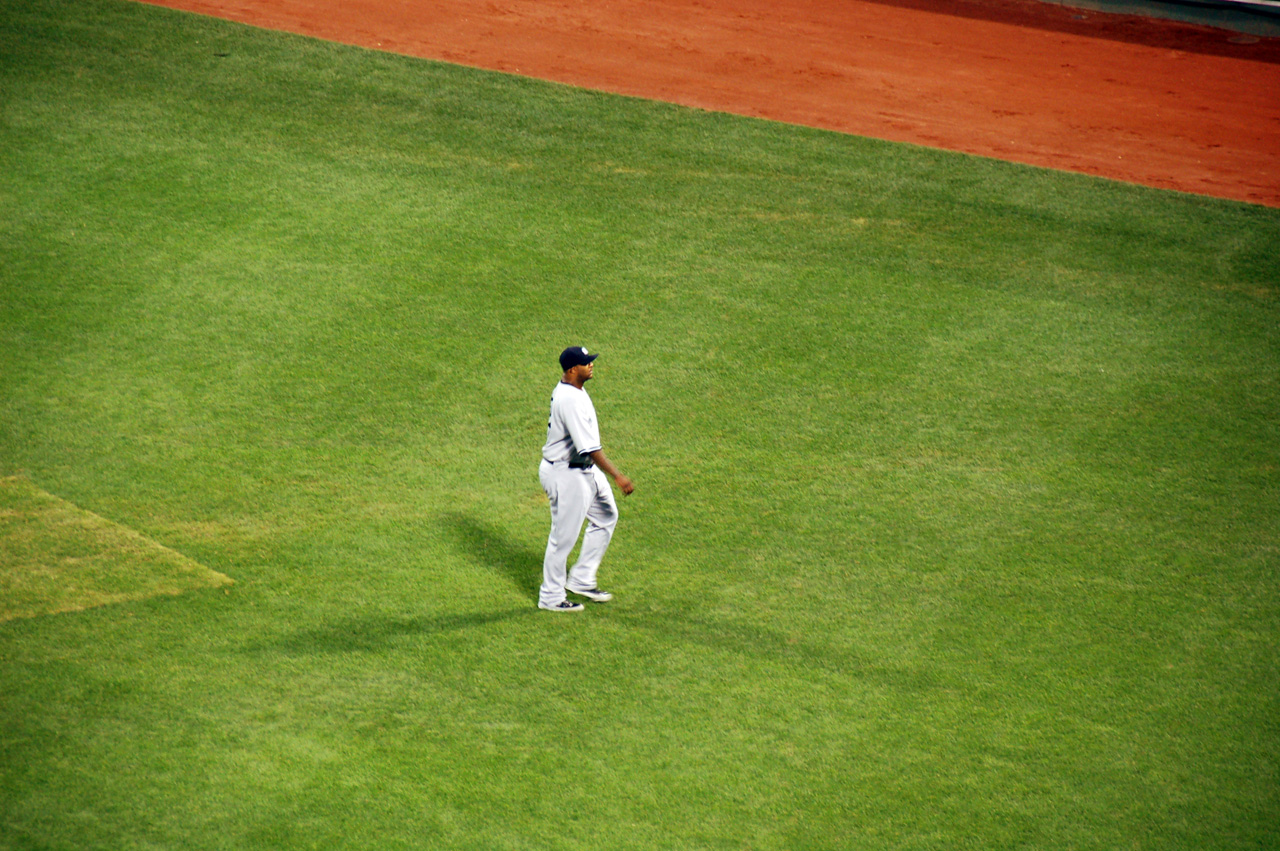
[588,450,634,495]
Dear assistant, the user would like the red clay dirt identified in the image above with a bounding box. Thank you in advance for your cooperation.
[139,0,1280,207]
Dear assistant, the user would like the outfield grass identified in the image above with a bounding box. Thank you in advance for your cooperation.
[1,0,1277,847]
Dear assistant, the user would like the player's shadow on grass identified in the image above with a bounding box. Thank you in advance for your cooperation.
[256,608,530,655]
[246,515,540,656]
[444,512,542,602]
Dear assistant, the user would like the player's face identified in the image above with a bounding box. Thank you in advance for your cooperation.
[580,361,594,381]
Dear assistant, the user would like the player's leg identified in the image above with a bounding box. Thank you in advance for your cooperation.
[539,464,590,608]
[567,468,619,595]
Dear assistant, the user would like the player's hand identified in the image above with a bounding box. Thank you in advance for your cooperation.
[615,474,634,495]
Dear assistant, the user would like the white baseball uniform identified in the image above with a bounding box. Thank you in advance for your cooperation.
[538,380,619,607]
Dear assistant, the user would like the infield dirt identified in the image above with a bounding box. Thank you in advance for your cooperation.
[137,0,1279,206]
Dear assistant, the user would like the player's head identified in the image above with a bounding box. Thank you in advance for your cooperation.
[559,346,597,385]
[559,346,598,372]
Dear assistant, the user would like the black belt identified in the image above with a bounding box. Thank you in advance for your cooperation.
[568,461,595,470]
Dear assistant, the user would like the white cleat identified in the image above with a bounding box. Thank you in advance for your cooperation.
[538,600,585,612]
[568,587,613,603]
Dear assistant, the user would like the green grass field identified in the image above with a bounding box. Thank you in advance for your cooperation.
[2,0,1277,847]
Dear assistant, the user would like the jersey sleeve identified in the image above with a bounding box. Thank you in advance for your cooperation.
[562,393,602,456]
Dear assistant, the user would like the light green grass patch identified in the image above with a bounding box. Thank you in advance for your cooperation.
[0,475,232,620]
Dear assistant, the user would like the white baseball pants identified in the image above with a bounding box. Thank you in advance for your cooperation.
[538,460,619,606]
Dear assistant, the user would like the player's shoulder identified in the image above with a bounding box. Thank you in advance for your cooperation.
[552,381,588,401]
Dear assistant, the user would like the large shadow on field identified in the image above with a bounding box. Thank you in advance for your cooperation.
[856,0,1280,56]
[444,512,542,602]
[604,607,926,690]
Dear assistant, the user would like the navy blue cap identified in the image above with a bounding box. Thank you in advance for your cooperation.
[560,346,599,371]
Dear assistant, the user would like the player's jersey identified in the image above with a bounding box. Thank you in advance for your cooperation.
[542,382,602,464]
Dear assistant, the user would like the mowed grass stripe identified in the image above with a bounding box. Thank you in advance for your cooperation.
[1,476,233,621]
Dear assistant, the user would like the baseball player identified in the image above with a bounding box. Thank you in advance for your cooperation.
[538,346,635,612]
